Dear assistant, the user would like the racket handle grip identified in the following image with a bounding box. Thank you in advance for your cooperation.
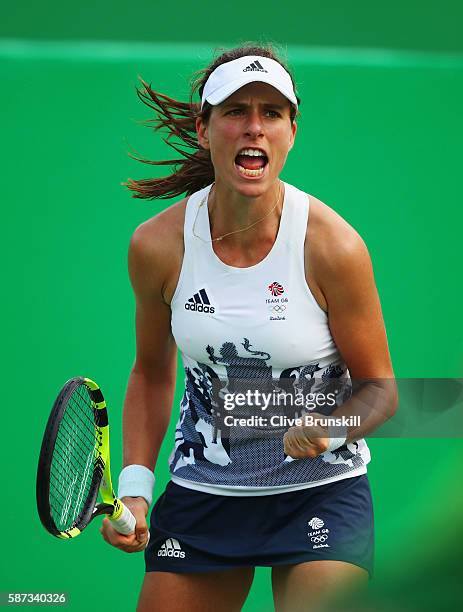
[109,502,137,535]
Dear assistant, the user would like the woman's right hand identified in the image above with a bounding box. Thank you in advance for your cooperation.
[100,496,150,553]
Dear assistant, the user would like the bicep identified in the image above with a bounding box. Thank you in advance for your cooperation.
[128,228,177,381]
[322,237,394,380]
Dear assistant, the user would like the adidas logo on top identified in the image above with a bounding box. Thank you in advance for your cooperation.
[158,538,186,559]
[184,288,215,313]
[243,60,268,73]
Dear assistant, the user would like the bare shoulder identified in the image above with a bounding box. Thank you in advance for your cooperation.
[307,194,372,279]
[130,197,186,249]
[128,197,187,303]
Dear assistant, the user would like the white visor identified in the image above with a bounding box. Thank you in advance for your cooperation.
[201,55,298,109]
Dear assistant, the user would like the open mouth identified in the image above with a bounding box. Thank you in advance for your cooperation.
[234,148,269,178]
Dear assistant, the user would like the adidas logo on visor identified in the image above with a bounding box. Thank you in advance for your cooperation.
[200,55,298,109]
[243,60,268,73]
[157,538,186,559]
[184,288,215,313]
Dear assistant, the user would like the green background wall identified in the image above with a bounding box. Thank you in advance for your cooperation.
[2,0,463,53]
[1,2,462,610]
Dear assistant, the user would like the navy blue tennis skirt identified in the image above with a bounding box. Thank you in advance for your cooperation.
[144,474,374,577]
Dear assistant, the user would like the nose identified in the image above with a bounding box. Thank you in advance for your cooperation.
[244,108,264,138]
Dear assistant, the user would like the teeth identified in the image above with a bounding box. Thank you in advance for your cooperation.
[236,165,265,177]
[238,148,266,157]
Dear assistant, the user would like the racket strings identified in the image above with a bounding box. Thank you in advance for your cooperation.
[69,387,101,442]
[49,460,94,510]
[53,424,94,477]
[49,384,102,531]
[52,413,99,485]
[50,444,94,529]
[56,412,98,463]
[52,437,94,481]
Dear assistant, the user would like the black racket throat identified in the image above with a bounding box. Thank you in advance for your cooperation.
[92,503,116,518]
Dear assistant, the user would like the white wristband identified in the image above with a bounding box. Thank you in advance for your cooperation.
[118,464,155,507]
[325,425,347,452]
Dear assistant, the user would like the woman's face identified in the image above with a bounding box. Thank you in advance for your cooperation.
[196,81,297,197]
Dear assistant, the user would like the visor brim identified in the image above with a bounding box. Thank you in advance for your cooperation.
[204,74,298,108]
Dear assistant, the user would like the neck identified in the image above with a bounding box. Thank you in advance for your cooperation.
[207,179,283,246]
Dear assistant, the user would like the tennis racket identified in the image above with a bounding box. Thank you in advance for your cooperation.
[36,376,136,539]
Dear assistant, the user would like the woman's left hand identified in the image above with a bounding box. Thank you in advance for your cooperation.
[283,414,329,459]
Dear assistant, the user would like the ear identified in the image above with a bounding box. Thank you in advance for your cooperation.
[196,116,210,150]
[288,120,297,151]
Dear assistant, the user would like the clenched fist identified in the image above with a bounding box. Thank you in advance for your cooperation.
[283,414,330,459]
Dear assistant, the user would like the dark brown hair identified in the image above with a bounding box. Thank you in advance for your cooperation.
[123,42,300,200]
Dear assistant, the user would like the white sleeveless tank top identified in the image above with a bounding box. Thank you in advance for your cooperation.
[168,181,370,495]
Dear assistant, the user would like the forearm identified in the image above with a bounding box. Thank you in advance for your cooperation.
[122,365,176,471]
[329,378,399,443]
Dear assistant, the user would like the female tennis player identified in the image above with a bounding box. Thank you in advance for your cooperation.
[100,43,397,611]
